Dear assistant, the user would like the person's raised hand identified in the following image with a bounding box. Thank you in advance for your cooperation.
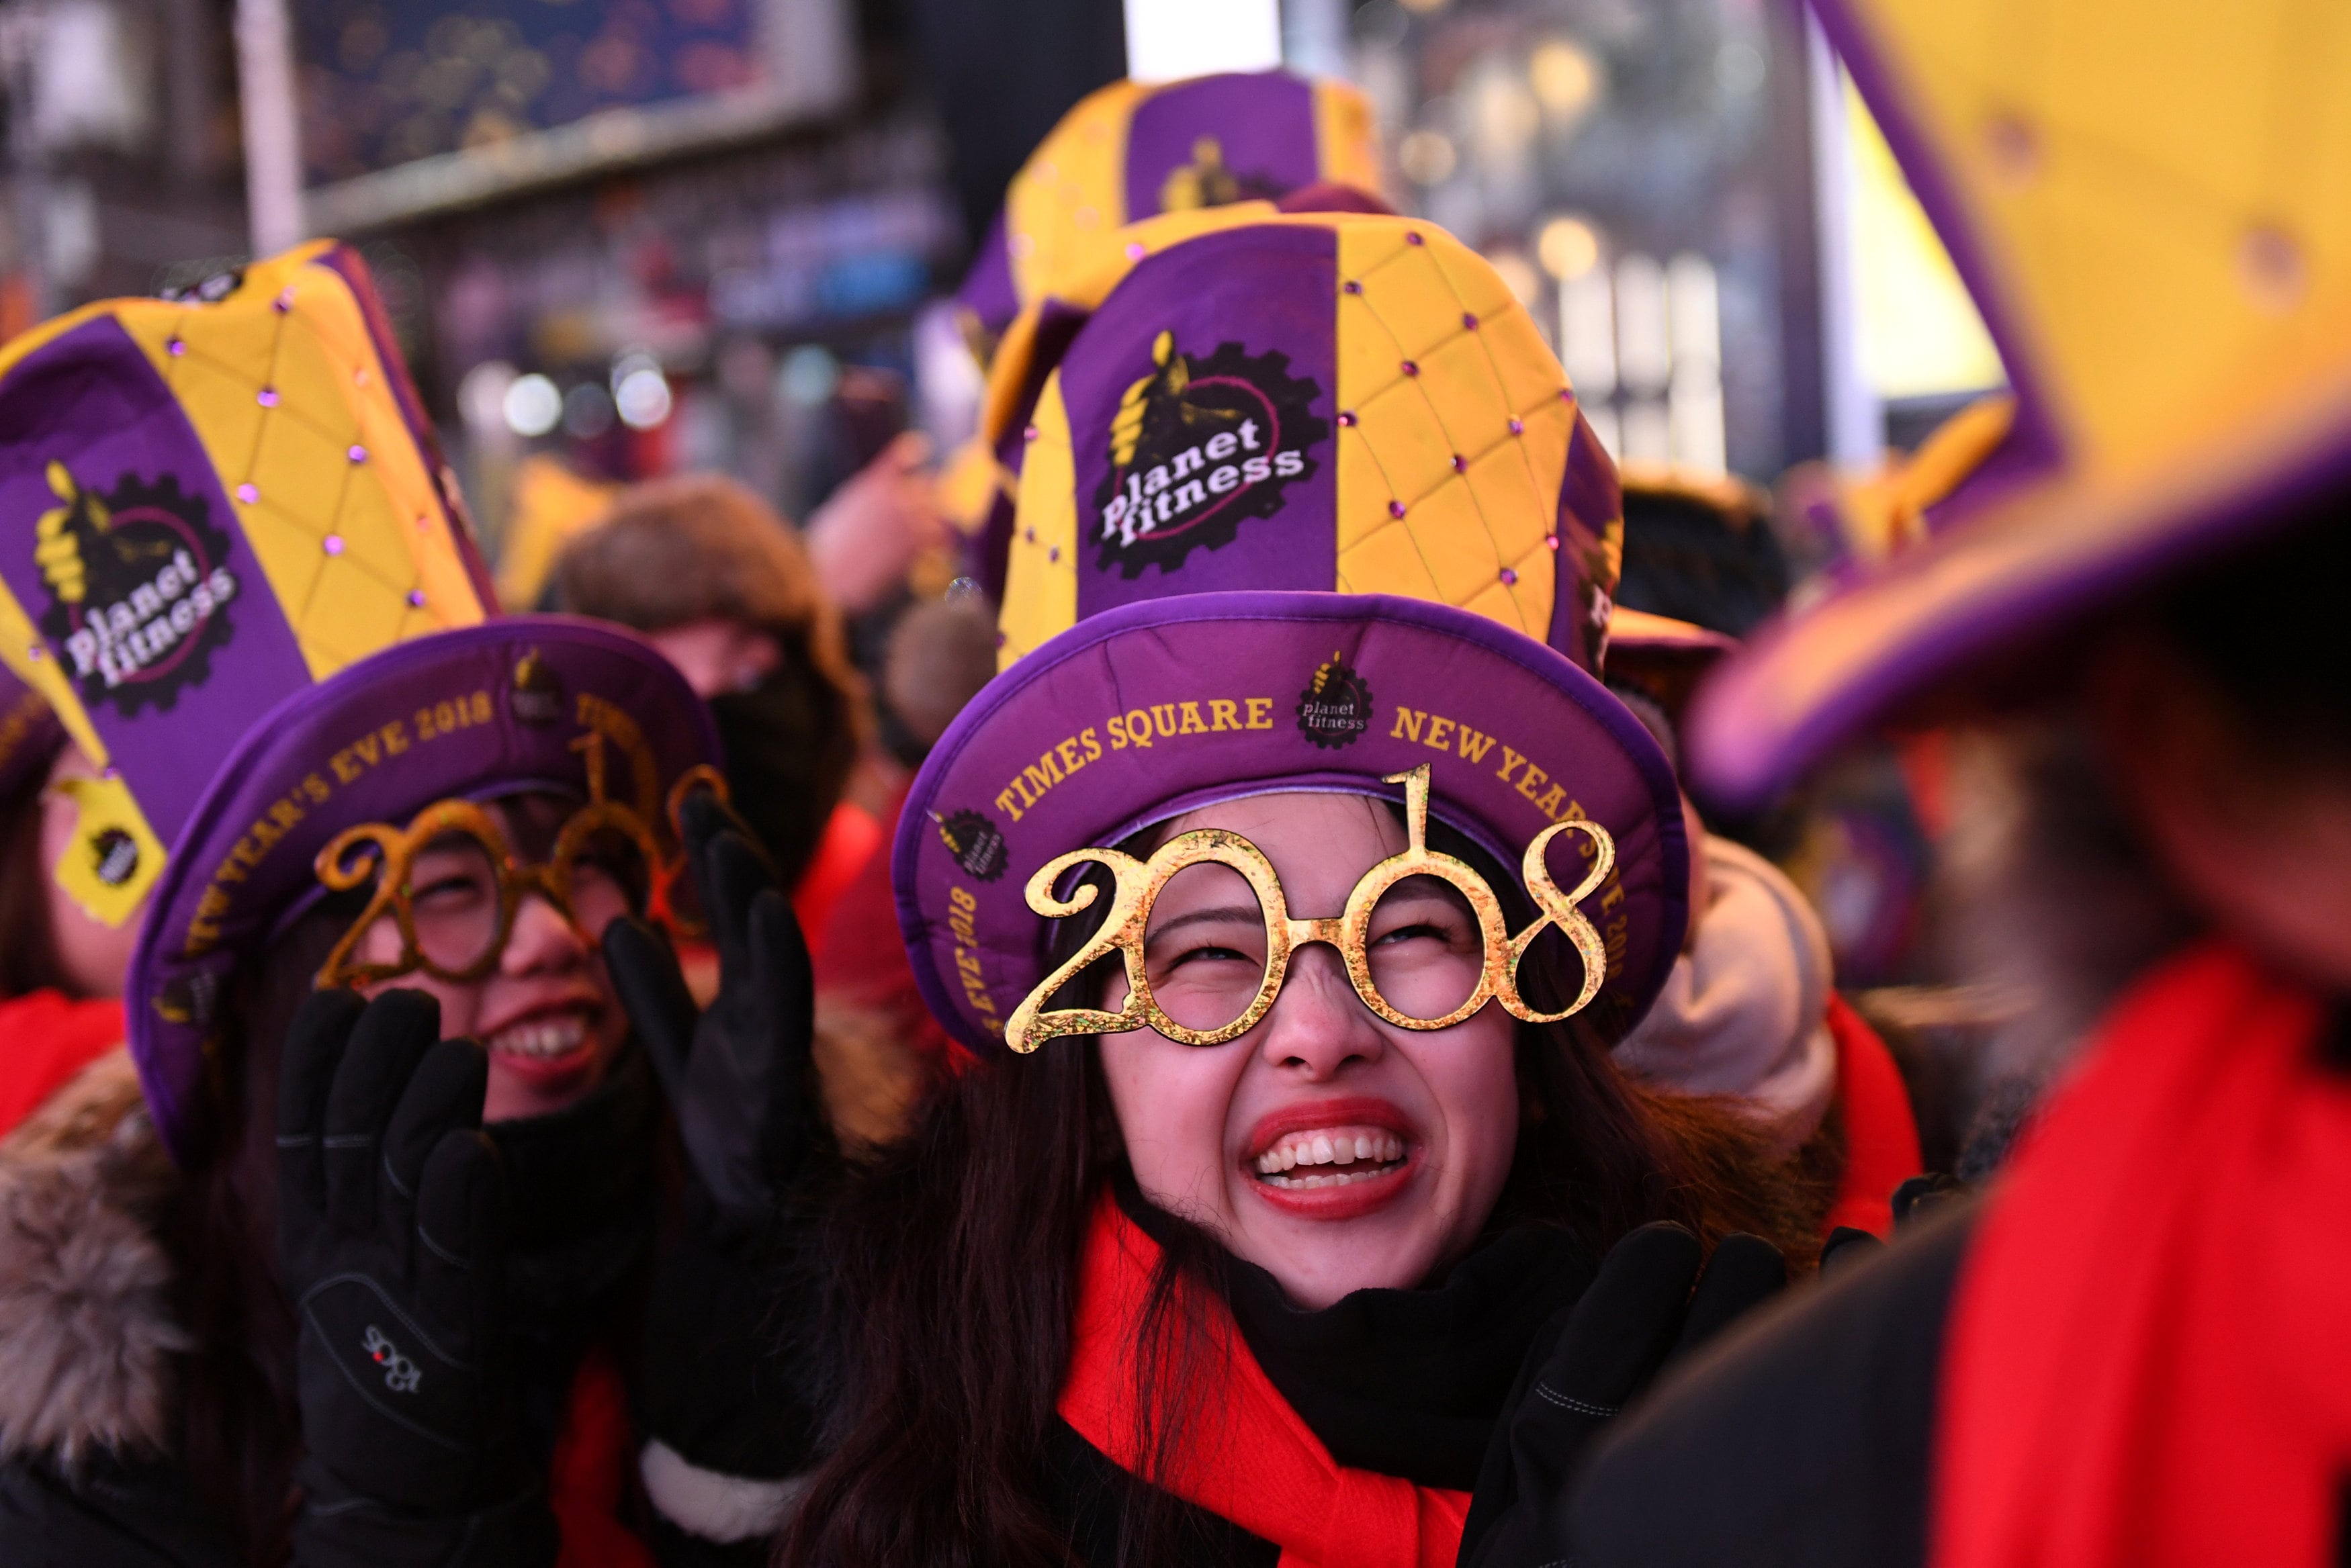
[1457,1224,1787,1567]
[803,430,946,614]
[278,988,554,1565]
[602,788,828,1546]
[602,785,817,1246]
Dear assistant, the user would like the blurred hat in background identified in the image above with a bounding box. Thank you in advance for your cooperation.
[953,69,1383,349]
[1689,0,2351,811]
[492,454,620,611]
[0,242,495,930]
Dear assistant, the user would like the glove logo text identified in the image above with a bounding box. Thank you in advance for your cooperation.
[363,1324,422,1393]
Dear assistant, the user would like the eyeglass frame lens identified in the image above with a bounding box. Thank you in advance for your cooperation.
[1003,764,1615,1053]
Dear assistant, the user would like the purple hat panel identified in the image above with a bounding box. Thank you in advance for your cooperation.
[1124,72,1322,217]
[895,590,1689,1057]
[0,668,62,799]
[1067,223,1340,616]
[1549,410,1623,670]
[0,316,314,847]
[127,616,717,1163]
[956,210,1022,338]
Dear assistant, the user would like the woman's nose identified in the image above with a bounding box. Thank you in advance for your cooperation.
[500,890,590,976]
[1255,943,1386,1078]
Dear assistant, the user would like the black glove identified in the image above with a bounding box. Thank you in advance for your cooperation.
[603,786,817,1244]
[277,988,556,1565]
[1457,1223,1786,1567]
[603,787,824,1550]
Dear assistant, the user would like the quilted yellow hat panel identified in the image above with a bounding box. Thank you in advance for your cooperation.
[0,241,494,921]
[997,214,1620,672]
[1687,0,2351,811]
[1826,0,2351,482]
[955,70,1383,338]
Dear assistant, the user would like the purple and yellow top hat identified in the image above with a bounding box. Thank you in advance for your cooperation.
[0,242,498,930]
[1687,0,2351,810]
[898,213,1689,1056]
[127,616,719,1163]
[0,666,63,802]
[955,70,1382,345]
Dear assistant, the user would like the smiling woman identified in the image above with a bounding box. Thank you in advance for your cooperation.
[778,210,1834,1568]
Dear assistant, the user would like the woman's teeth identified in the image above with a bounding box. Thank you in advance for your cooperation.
[1253,1127,1407,1187]
[488,1015,588,1058]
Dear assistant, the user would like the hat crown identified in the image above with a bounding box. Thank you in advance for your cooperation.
[996,213,1623,675]
[0,241,494,915]
[958,70,1382,336]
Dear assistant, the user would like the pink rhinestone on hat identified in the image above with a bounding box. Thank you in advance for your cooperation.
[1405,231,1425,246]
[1499,567,1519,586]
[236,483,258,503]
[1450,454,1466,473]
[1401,361,1419,377]
[1337,410,1356,427]
[322,535,345,556]
[1343,280,1362,295]
[257,387,278,406]
[347,445,367,463]
[1125,242,1146,261]
[1509,418,1524,435]
[1388,500,1407,518]
[1462,312,1479,329]
[1545,534,1561,551]
[407,589,427,606]
[166,338,185,356]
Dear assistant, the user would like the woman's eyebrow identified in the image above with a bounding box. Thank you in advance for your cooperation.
[1144,905,1266,942]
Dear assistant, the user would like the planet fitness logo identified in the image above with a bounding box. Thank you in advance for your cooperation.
[32,462,239,718]
[933,807,1009,882]
[1091,330,1328,579]
[1296,651,1372,750]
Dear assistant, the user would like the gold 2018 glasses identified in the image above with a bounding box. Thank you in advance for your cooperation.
[312,731,726,990]
[1004,764,1614,1052]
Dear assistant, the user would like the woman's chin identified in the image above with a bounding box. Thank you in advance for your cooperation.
[1231,1180,1449,1306]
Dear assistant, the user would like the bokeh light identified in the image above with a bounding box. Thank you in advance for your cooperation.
[501,372,561,437]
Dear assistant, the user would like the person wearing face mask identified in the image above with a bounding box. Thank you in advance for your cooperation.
[672,212,1841,1568]
[551,473,875,936]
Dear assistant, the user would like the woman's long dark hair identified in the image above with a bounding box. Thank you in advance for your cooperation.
[0,770,67,999]
[785,815,1827,1568]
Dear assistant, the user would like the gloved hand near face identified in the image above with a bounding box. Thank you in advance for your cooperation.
[277,987,557,1566]
[1457,1223,1787,1568]
[605,786,827,1549]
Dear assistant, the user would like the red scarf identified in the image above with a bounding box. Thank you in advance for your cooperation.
[1823,994,1922,1238]
[1934,940,2351,1568]
[1057,1195,1470,1568]
[0,990,123,1140]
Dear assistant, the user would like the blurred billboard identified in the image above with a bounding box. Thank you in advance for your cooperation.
[296,0,855,231]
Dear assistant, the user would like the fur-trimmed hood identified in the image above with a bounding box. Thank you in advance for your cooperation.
[0,1048,187,1467]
